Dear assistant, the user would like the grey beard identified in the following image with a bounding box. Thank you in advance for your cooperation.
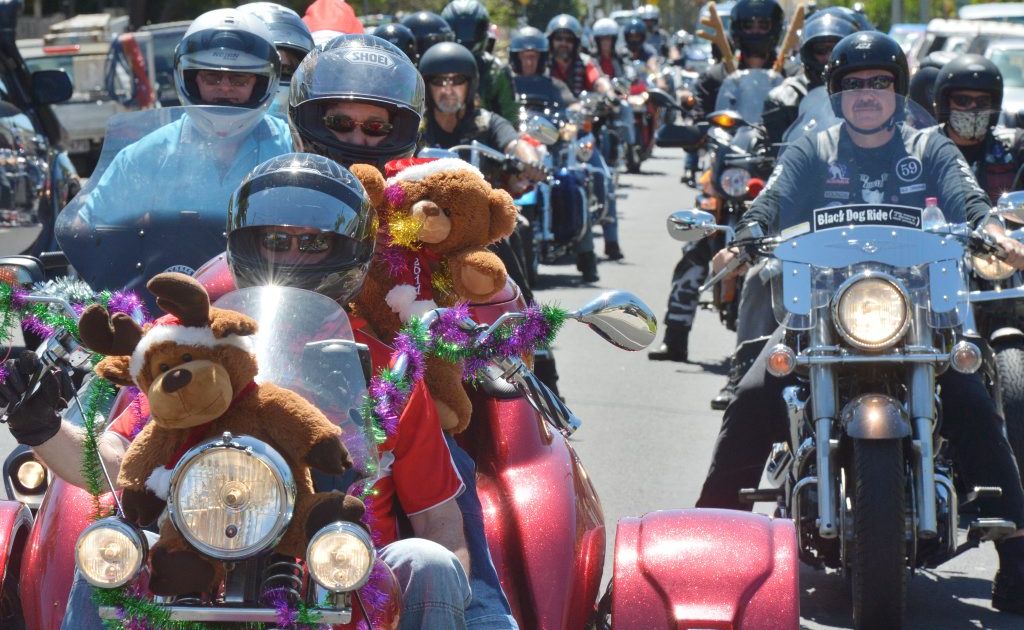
[436,100,464,114]
[949,109,990,141]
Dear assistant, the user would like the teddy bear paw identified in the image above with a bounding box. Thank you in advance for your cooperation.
[459,267,500,299]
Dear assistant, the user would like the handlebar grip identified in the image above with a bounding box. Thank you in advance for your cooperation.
[970,230,1008,260]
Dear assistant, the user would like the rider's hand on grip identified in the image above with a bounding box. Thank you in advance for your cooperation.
[0,351,72,446]
[122,487,167,526]
[995,233,1024,270]
[711,247,747,279]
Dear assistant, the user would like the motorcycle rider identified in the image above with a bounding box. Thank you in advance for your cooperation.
[509,26,576,106]
[372,22,419,62]
[648,0,786,362]
[695,31,1024,614]
[237,1,314,112]
[908,52,953,120]
[623,18,662,76]
[400,11,455,63]
[639,3,671,58]
[441,0,518,123]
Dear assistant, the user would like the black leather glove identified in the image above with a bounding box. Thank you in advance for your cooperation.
[0,351,73,446]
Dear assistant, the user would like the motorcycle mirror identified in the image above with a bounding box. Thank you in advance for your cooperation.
[655,123,703,149]
[666,209,719,242]
[996,191,1024,224]
[569,291,657,351]
[0,256,45,286]
[418,147,460,160]
[647,88,679,111]
[31,69,72,105]
[521,114,560,146]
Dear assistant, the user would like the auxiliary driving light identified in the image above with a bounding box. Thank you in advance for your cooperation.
[307,521,375,593]
[75,517,147,588]
[766,344,797,377]
[950,341,983,374]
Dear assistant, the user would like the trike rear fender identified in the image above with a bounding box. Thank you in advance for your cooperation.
[0,500,32,595]
[609,509,799,629]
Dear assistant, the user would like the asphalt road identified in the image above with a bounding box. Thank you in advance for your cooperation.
[530,149,1014,630]
[0,149,1017,629]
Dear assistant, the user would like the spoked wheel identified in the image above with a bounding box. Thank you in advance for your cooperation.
[847,439,907,630]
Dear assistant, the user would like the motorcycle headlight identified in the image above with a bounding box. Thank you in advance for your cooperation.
[719,167,751,199]
[75,517,147,588]
[627,93,648,108]
[168,434,296,560]
[307,521,375,593]
[833,276,910,351]
[560,122,578,141]
[972,253,1015,281]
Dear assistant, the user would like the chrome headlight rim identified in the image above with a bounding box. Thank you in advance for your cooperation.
[75,517,148,588]
[167,433,296,561]
[719,167,751,199]
[832,272,911,351]
[307,521,376,593]
[971,252,1016,281]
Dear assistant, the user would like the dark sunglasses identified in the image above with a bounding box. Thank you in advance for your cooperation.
[950,93,994,109]
[738,17,772,32]
[810,43,835,56]
[427,75,469,87]
[839,75,896,91]
[261,231,334,253]
[322,114,394,137]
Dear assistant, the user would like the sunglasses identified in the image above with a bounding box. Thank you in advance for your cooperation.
[839,75,896,91]
[738,17,772,33]
[428,75,469,87]
[261,231,334,253]
[196,71,256,87]
[811,43,835,56]
[322,114,394,137]
[950,93,994,109]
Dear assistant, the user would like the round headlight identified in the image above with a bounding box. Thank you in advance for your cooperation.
[972,253,1015,281]
[719,167,751,199]
[834,276,910,351]
[75,517,147,588]
[307,522,375,593]
[168,435,296,560]
[11,452,46,495]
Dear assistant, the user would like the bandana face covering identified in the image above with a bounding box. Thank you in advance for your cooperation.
[949,109,990,142]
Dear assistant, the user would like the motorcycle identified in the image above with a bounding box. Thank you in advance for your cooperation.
[617,60,662,174]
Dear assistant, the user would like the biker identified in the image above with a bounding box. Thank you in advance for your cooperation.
[592,17,625,80]
[237,1,314,112]
[932,54,1024,204]
[509,26,576,106]
[400,11,455,63]
[638,3,671,58]
[648,0,786,362]
[372,22,419,62]
[623,18,662,76]
[441,0,518,123]
[695,31,1024,614]
[908,52,952,121]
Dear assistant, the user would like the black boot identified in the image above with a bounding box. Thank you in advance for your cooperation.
[711,336,771,411]
[648,325,689,362]
[994,536,1024,614]
[577,251,599,283]
[604,241,624,261]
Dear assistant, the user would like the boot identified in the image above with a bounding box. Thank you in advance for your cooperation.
[648,325,689,362]
[993,536,1024,614]
[577,251,599,283]
[605,241,624,261]
[710,336,771,411]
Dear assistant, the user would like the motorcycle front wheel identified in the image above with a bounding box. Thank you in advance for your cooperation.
[995,340,1024,476]
[847,438,907,630]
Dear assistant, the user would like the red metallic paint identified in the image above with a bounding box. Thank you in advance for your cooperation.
[0,501,32,596]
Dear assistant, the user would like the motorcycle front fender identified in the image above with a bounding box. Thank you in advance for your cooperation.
[0,500,32,597]
[840,394,911,439]
[991,326,1024,345]
[609,509,799,629]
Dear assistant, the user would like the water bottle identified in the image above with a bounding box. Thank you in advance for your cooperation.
[922,196,946,231]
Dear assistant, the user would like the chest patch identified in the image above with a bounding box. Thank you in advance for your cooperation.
[895,156,922,182]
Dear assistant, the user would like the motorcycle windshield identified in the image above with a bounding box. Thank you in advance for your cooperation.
[781,85,840,147]
[513,75,571,110]
[213,285,378,486]
[714,68,783,123]
[54,106,291,298]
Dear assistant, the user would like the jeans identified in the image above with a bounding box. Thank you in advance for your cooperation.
[588,150,618,244]
[696,326,1024,528]
[660,235,722,343]
[61,537,474,630]
[447,436,519,629]
[735,260,778,346]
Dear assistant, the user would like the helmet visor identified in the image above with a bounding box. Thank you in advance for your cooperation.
[177,27,279,75]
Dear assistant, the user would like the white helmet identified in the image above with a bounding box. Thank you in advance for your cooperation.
[639,4,661,22]
[174,8,281,139]
[593,18,619,39]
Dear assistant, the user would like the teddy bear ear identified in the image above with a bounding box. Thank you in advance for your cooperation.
[350,163,387,209]
[487,188,519,243]
[95,356,135,387]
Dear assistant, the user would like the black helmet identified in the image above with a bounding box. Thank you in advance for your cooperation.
[934,54,1004,127]
[419,41,479,111]
[908,65,941,117]
[227,153,376,303]
[729,0,784,58]
[623,18,647,52]
[509,26,549,75]
[372,23,418,62]
[441,0,490,55]
[289,35,424,170]
[826,32,908,96]
[545,14,584,43]
[799,13,857,87]
[400,11,455,61]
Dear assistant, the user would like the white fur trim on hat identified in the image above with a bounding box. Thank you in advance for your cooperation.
[129,325,254,382]
[386,158,485,185]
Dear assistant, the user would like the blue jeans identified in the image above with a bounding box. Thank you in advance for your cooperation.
[61,537,474,630]
[447,436,519,629]
[587,150,618,244]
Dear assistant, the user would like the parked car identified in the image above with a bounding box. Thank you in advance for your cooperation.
[0,3,79,260]
[960,3,1024,24]
[120,20,190,107]
[889,22,927,54]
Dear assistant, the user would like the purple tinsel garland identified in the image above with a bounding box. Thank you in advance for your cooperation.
[384,183,406,207]
[22,314,55,338]
[10,286,27,308]
[369,377,405,438]
[265,587,300,627]
[108,291,148,321]
[378,244,409,277]
[357,561,393,627]
[432,304,472,348]
[392,330,425,383]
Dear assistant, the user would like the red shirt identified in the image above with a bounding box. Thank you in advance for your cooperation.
[550,57,603,91]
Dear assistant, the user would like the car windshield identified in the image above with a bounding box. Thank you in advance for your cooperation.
[989,46,1024,88]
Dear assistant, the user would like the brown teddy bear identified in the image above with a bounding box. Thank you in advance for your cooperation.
[78,272,364,596]
[350,158,518,433]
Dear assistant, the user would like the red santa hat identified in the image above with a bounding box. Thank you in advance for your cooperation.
[384,157,484,185]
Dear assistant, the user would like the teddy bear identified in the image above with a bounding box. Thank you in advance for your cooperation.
[78,272,365,596]
[349,158,518,433]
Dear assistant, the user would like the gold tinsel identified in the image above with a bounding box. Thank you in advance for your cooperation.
[387,211,425,250]
[432,260,455,301]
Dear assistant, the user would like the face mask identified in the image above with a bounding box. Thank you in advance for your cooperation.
[948,109,990,141]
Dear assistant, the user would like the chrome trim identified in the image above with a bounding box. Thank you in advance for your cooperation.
[935,473,958,559]
[970,286,1024,303]
[307,521,376,593]
[75,517,148,588]
[98,606,351,624]
[795,351,950,366]
[811,316,838,538]
[831,272,911,351]
[909,310,939,539]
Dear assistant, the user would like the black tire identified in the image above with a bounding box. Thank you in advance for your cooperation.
[626,144,641,174]
[848,439,907,630]
[995,340,1024,476]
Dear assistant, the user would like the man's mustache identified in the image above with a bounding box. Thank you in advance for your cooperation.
[853,101,882,111]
